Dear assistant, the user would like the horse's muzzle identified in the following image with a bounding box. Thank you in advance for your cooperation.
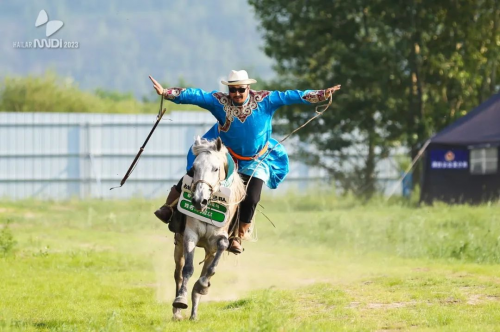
[191,197,208,211]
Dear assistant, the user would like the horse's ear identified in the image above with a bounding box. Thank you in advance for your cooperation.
[216,137,222,151]
[194,135,202,146]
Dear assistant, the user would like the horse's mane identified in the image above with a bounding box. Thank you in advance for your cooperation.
[192,138,246,204]
[192,138,221,156]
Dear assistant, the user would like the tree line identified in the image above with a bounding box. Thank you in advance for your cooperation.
[0,72,200,114]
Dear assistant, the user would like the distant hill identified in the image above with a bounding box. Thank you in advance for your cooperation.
[0,0,274,98]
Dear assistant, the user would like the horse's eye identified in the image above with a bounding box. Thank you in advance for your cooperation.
[213,167,219,172]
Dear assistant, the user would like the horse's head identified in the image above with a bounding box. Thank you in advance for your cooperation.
[190,136,229,211]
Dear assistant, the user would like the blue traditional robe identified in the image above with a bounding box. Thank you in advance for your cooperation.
[163,88,328,189]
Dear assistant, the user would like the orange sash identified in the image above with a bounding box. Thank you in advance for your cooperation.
[227,142,269,161]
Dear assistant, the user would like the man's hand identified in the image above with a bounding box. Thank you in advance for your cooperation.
[326,85,341,97]
[149,75,164,96]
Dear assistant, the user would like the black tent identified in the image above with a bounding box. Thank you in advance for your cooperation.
[421,93,500,203]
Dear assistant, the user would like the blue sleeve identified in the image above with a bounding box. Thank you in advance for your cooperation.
[164,88,216,109]
[267,90,329,110]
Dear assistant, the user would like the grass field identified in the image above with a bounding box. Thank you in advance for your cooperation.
[1,196,500,331]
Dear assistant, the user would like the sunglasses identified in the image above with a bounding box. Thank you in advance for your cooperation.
[228,87,248,93]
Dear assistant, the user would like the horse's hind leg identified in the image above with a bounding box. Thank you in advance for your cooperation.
[190,236,229,320]
[172,233,184,320]
[173,232,198,310]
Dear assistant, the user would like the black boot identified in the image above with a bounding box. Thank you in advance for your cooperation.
[154,186,181,224]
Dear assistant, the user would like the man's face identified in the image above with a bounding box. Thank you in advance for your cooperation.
[228,85,249,104]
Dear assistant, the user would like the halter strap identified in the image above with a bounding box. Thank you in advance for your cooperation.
[191,179,215,193]
[191,151,234,194]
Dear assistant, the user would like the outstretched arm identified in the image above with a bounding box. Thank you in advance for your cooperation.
[149,75,215,109]
[268,85,341,109]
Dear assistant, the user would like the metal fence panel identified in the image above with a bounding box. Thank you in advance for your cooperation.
[0,111,334,200]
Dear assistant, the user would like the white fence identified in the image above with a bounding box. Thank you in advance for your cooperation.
[0,112,332,200]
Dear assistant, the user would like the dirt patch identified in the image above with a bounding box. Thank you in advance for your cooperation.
[459,286,500,305]
[0,208,13,214]
[348,301,417,309]
[467,294,482,305]
[347,302,361,308]
[367,301,417,309]
[466,294,500,305]
[441,297,461,304]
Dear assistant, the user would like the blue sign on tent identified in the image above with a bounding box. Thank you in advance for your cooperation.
[429,149,469,170]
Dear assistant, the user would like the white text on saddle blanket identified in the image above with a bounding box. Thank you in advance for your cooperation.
[177,175,232,227]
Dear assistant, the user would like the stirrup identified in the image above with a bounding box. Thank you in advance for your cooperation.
[228,236,241,245]
[228,237,243,254]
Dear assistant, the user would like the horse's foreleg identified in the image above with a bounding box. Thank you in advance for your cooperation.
[190,236,229,320]
[172,233,184,320]
[190,253,215,321]
[205,236,229,281]
[173,234,197,310]
[196,237,228,293]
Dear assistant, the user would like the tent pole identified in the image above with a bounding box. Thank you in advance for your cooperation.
[386,139,432,200]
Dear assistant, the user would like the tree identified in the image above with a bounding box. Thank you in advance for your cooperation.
[250,0,406,197]
[249,0,500,195]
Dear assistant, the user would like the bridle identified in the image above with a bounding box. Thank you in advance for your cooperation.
[191,179,216,194]
[190,152,227,198]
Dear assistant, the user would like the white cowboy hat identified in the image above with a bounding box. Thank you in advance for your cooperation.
[221,70,257,86]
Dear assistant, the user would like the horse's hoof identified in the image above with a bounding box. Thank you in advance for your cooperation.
[173,296,189,309]
[172,313,183,321]
[172,307,183,321]
[194,280,211,295]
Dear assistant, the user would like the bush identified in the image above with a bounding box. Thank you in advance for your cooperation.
[0,222,17,256]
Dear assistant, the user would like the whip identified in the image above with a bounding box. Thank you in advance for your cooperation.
[110,96,166,190]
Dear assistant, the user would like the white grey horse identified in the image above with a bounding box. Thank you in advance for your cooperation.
[172,137,246,320]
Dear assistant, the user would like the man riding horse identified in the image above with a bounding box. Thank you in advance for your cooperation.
[149,70,341,254]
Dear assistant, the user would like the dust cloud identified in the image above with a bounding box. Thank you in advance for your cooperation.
[149,234,373,304]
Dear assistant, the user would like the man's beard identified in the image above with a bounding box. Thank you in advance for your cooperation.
[232,97,244,106]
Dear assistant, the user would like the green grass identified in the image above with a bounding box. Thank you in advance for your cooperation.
[1,196,500,331]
